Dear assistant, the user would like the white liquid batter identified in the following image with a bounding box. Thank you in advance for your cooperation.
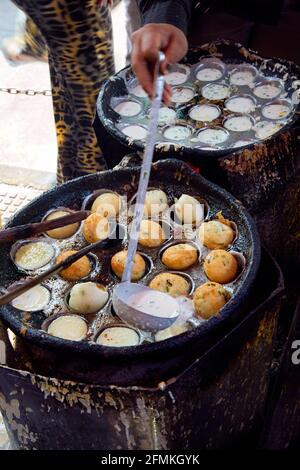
[225,96,255,114]
[197,128,228,145]
[224,115,253,132]
[128,290,179,318]
[230,70,256,86]
[48,315,87,341]
[172,87,194,104]
[97,326,140,347]
[253,84,282,99]
[14,241,55,271]
[189,104,220,122]
[114,100,142,117]
[163,125,192,141]
[165,72,187,85]
[262,103,291,120]
[202,83,230,100]
[12,284,50,311]
[254,121,282,139]
[122,125,147,140]
[196,67,223,82]
[158,107,176,125]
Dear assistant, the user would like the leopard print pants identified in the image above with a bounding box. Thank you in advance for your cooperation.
[13,0,115,183]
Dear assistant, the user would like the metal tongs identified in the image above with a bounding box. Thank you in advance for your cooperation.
[112,52,180,331]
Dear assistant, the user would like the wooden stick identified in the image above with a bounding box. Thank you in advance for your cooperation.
[0,210,90,244]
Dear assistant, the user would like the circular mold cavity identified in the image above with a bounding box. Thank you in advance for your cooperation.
[163,124,193,141]
[201,83,230,101]
[10,283,51,312]
[225,94,256,114]
[253,120,283,140]
[196,127,229,145]
[81,213,118,245]
[82,188,123,215]
[42,207,81,240]
[148,270,195,296]
[113,99,142,117]
[188,104,221,122]
[261,99,293,120]
[11,238,57,273]
[171,86,195,104]
[42,313,88,342]
[165,64,189,85]
[203,249,244,284]
[65,282,110,314]
[229,64,258,86]
[195,61,225,82]
[157,107,177,126]
[229,251,246,283]
[197,217,238,251]
[223,114,255,132]
[169,196,209,229]
[129,187,170,219]
[135,219,173,249]
[173,196,204,226]
[160,240,201,271]
[120,124,148,141]
[253,79,283,100]
[57,252,100,282]
[94,324,141,347]
[110,250,153,282]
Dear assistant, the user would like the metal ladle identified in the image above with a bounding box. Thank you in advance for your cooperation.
[112,53,180,332]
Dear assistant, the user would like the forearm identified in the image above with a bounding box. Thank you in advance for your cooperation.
[137,0,192,35]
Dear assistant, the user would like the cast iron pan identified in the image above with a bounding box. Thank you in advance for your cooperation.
[0,159,261,385]
[97,40,300,165]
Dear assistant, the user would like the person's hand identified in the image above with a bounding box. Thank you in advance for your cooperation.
[131,23,188,104]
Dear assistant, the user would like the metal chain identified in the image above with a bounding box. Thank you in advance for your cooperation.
[0,87,52,96]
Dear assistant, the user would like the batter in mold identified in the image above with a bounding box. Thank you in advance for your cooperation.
[254,121,283,139]
[114,100,142,117]
[225,95,255,114]
[253,83,282,99]
[163,125,192,141]
[197,127,229,145]
[189,104,220,122]
[202,83,230,100]
[224,115,254,132]
[122,124,148,140]
[262,102,291,120]
[196,67,223,82]
[172,87,195,104]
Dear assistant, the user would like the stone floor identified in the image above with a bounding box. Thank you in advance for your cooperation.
[0,0,128,450]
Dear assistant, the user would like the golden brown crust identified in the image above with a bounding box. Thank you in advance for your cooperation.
[161,243,198,270]
[56,250,91,281]
[193,282,230,319]
[138,220,166,248]
[204,249,238,283]
[198,220,235,249]
[82,213,110,244]
[111,250,146,281]
[149,272,190,297]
